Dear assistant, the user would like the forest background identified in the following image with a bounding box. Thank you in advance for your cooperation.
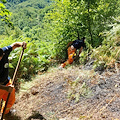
[0,0,120,86]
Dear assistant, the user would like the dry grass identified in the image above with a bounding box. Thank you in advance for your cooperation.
[11,65,120,120]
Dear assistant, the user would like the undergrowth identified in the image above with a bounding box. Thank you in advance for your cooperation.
[91,24,120,70]
[67,73,93,103]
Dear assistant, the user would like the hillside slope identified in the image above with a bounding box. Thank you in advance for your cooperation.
[10,63,120,120]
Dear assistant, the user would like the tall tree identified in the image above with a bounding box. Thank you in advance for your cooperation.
[43,0,119,46]
[39,0,119,60]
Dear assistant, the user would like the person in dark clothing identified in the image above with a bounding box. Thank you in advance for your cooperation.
[0,42,27,115]
[59,37,86,68]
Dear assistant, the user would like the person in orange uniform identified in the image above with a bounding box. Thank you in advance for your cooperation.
[59,37,86,68]
[0,42,27,115]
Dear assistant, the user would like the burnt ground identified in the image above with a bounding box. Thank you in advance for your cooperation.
[6,62,120,120]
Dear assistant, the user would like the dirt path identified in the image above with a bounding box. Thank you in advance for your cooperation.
[10,64,120,120]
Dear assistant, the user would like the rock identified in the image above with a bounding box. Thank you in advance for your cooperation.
[31,87,39,95]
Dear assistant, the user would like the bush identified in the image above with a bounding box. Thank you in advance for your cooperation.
[0,37,50,82]
[91,24,120,70]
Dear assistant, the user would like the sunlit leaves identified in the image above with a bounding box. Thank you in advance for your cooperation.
[0,0,7,3]
[91,24,120,69]
[40,0,120,61]
[0,0,13,28]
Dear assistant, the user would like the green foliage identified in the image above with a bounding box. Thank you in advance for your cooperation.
[0,0,7,3]
[1,0,119,64]
[38,0,120,63]
[91,24,120,69]
[79,40,93,64]
[0,0,51,34]
[0,0,13,28]
[6,0,50,10]
[0,38,50,81]
[0,0,120,83]
[67,77,92,103]
[18,41,50,80]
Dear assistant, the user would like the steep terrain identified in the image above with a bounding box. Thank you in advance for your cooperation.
[8,62,120,120]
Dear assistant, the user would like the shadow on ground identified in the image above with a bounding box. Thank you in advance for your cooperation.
[26,111,46,120]
[2,114,21,120]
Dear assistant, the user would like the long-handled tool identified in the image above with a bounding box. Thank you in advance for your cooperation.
[1,47,25,120]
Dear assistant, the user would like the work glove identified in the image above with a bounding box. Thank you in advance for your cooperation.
[7,85,14,93]
[22,41,27,49]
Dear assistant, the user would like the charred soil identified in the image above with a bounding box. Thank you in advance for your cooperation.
[10,63,120,120]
